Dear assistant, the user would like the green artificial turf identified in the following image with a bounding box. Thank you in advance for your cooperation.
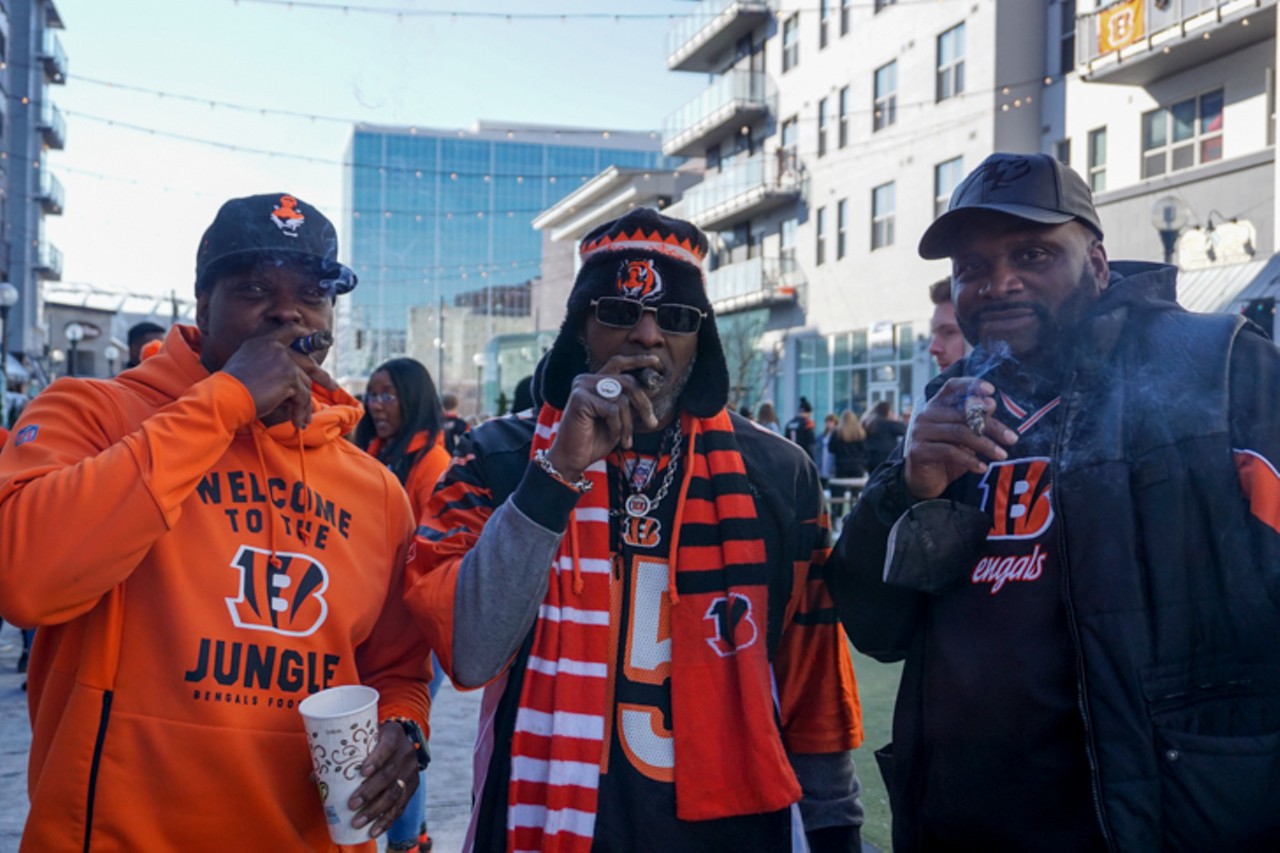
[849,648,902,851]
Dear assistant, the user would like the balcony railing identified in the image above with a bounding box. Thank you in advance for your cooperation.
[1078,0,1275,84]
[39,103,67,150]
[679,150,804,231]
[36,241,63,281]
[39,31,68,83]
[668,0,773,73]
[663,70,770,158]
[39,171,65,215]
[706,255,805,314]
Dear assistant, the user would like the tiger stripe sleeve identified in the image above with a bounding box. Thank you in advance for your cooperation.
[774,479,862,755]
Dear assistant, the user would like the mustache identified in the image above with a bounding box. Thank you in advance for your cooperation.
[972,301,1051,324]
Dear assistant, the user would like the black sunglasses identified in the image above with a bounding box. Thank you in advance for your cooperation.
[591,297,706,335]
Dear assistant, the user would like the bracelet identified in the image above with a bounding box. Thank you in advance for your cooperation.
[384,715,430,771]
[532,449,593,494]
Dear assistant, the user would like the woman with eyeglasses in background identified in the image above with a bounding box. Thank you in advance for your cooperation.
[353,356,450,853]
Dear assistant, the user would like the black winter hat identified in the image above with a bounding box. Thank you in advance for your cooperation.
[539,208,729,417]
[195,193,357,295]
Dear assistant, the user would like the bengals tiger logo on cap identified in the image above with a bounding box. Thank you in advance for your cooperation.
[617,259,663,302]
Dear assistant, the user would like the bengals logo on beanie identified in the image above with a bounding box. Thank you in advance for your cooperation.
[617,259,663,301]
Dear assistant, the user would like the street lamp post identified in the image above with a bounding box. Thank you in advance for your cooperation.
[65,322,85,378]
[1150,196,1190,266]
[104,344,120,377]
[473,352,485,416]
[0,282,18,429]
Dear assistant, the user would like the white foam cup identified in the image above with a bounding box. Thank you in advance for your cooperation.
[298,684,380,845]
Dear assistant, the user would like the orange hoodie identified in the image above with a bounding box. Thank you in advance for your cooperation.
[0,326,432,852]
[366,430,451,521]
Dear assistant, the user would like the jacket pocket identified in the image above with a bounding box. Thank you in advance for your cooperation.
[1153,724,1280,849]
[1145,663,1280,849]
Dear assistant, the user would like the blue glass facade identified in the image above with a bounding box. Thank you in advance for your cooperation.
[345,126,674,334]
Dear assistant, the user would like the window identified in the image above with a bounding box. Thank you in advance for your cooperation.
[1059,0,1077,77]
[707,143,722,173]
[838,86,850,148]
[1055,138,1072,166]
[816,206,827,265]
[872,182,895,249]
[937,23,966,101]
[783,14,800,72]
[817,97,829,158]
[875,0,897,11]
[1087,127,1107,192]
[781,217,798,262]
[874,61,897,132]
[781,116,799,153]
[819,0,830,49]
[840,0,851,35]
[1141,89,1224,178]
[837,199,848,260]
[934,156,964,218]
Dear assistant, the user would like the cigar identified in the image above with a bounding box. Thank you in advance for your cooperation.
[290,330,333,355]
[629,367,665,392]
[964,395,987,436]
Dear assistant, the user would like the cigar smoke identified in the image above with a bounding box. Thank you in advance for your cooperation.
[963,340,1014,436]
[290,330,333,355]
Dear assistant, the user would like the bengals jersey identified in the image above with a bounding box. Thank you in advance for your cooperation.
[409,412,860,852]
[915,378,1103,849]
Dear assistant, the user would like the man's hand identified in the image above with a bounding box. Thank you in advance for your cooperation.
[903,378,1019,500]
[220,325,339,430]
[348,721,419,838]
[546,354,662,482]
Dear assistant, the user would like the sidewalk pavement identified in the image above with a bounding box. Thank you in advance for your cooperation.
[0,622,482,853]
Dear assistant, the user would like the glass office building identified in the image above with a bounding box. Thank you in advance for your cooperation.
[343,122,674,375]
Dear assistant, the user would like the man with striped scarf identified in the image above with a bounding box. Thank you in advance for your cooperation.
[407,208,864,851]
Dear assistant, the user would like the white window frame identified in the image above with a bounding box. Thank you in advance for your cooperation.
[937,23,966,102]
[874,61,897,132]
[872,182,895,250]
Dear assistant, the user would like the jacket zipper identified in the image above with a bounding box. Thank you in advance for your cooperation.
[83,690,113,853]
[1053,404,1116,852]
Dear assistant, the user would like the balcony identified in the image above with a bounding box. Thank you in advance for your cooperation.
[706,255,805,315]
[1078,0,1275,84]
[38,171,65,216]
[36,242,63,281]
[38,103,67,150]
[39,31,68,83]
[668,0,773,73]
[663,70,771,158]
[677,150,804,231]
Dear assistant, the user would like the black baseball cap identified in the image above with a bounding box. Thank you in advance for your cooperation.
[919,152,1103,260]
[195,193,357,294]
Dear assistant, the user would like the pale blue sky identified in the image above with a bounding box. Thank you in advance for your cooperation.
[46,0,707,298]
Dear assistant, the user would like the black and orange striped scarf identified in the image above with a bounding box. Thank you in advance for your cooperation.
[507,406,801,852]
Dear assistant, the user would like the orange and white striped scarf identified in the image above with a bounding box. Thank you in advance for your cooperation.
[507,405,800,851]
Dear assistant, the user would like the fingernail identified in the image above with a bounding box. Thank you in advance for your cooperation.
[371,827,384,839]
[351,815,366,828]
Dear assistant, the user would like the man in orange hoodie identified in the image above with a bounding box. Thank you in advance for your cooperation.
[0,193,432,851]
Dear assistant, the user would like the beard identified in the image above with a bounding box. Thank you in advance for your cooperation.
[960,259,1101,371]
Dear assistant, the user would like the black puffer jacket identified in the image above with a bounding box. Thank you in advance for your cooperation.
[830,262,1280,850]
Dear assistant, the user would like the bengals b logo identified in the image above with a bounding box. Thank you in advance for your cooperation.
[225,545,330,637]
[617,259,663,301]
[621,516,661,548]
[978,457,1054,540]
[703,593,759,657]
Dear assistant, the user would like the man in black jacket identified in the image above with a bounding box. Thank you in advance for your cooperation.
[829,152,1280,850]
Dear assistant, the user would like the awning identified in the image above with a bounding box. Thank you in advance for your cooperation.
[3,353,29,383]
[1174,257,1272,314]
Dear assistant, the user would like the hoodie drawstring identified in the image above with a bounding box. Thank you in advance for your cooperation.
[250,426,282,569]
